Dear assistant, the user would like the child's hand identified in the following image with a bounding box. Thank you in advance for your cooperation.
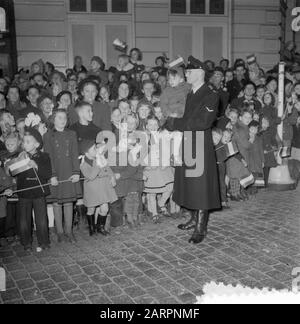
[115,173,121,180]
[28,160,38,170]
[242,160,248,168]
[70,175,80,183]
[143,175,148,181]
[51,177,59,187]
[4,189,13,197]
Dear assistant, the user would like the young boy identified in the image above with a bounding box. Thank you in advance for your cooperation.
[21,86,42,119]
[160,67,191,119]
[248,120,265,194]
[14,128,52,252]
[70,101,101,155]
[69,101,101,227]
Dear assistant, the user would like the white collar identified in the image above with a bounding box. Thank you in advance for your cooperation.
[192,82,205,94]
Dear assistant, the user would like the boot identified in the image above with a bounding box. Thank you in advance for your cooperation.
[74,205,87,230]
[97,216,110,236]
[178,210,197,231]
[189,210,209,244]
[87,214,96,236]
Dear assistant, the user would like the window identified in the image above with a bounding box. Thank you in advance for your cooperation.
[170,0,225,15]
[171,0,186,14]
[91,0,107,12]
[0,7,6,32]
[112,0,128,13]
[210,0,225,15]
[190,0,205,14]
[70,0,87,12]
[69,0,129,13]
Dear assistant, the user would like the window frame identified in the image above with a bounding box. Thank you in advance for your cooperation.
[170,0,228,16]
[68,0,131,14]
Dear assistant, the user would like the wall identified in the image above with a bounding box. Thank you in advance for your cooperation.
[13,0,282,71]
[232,0,281,70]
[134,0,169,66]
[14,0,68,71]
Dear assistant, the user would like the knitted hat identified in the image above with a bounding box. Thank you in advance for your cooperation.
[24,127,44,150]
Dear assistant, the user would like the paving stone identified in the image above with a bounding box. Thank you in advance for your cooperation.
[16,279,35,290]
[42,288,64,302]
[22,288,42,302]
[79,282,101,295]
[58,281,77,292]
[124,286,146,299]
[36,279,57,291]
[90,274,112,285]
[1,288,21,302]
[65,290,87,303]
[44,264,64,275]
[64,264,83,276]
[30,271,49,282]
[51,272,69,283]
[82,265,101,276]
[89,294,112,304]
[113,276,135,289]
[133,276,156,289]
[101,283,123,298]
[11,270,29,281]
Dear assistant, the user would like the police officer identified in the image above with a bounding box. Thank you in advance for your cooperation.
[166,56,221,244]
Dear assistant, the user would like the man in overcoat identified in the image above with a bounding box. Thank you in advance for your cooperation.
[166,56,221,244]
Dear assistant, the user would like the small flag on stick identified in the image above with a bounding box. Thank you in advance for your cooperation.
[216,142,239,163]
[6,155,32,176]
[113,39,127,52]
[168,56,185,69]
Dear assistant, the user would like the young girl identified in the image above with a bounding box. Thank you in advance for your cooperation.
[118,99,131,119]
[56,91,72,111]
[80,140,117,236]
[137,103,152,131]
[44,109,82,244]
[143,116,174,223]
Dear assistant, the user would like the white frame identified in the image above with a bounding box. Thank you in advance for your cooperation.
[170,0,229,16]
[68,0,132,14]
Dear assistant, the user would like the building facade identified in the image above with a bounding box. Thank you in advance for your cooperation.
[4,0,295,72]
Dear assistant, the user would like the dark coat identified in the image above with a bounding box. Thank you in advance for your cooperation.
[16,151,52,199]
[44,129,82,203]
[227,78,248,102]
[166,83,221,211]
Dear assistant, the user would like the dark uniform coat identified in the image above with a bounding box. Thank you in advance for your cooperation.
[167,83,221,211]
[44,129,82,204]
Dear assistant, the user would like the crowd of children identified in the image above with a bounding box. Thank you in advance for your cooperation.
[1,50,300,252]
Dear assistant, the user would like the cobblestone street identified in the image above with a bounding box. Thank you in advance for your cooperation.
[1,187,299,304]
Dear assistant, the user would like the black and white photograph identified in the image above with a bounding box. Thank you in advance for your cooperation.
[0,0,300,307]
